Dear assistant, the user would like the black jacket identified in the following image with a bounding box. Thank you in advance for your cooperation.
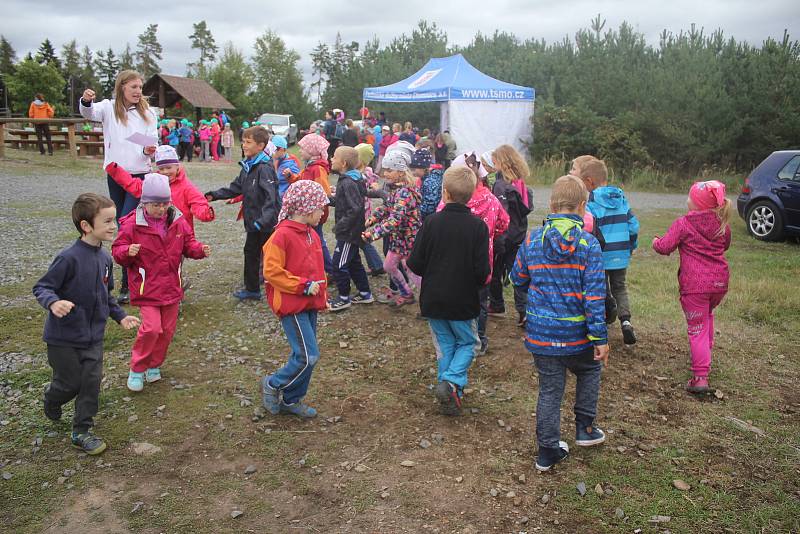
[331,171,367,243]
[33,240,127,348]
[341,128,359,147]
[206,159,280,233]
[493,174,533,247]
[407,203,490,320]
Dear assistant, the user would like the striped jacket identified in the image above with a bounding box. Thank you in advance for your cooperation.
[511,214,608,356]
[587,186,639,270]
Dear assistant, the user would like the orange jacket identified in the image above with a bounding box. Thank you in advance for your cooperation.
[262,219,328,317]
[298,158,331,223]
[29,101,55,119]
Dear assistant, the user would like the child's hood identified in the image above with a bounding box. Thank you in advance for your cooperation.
[118,204,185,228]
[342,169,363,181]
[591,186,629,210]
[308,158,331,173]
[542,214,585,262]
[684,209,725,241]
[467,185,495,215]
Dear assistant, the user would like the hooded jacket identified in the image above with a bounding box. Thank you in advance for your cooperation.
[587,186,640,270]
[298,158,332,224]
[330,169,367,243]
[366,184,422,256]
[28,99,55,119]
[511,214,608,356]
[262,219,328,317]
[652,210,731,295]
[112,206,207,306]
[106,162,215,230]
[419,169,444,219]
[274,153,302,198]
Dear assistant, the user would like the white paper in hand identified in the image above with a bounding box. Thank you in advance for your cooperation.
[125,132,156,147]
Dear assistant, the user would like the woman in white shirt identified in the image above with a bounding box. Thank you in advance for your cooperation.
[80,70,158,302]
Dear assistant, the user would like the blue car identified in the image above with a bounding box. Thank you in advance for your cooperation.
[737,150,800,241]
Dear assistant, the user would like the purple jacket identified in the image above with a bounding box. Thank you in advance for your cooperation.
[652,210,731,295]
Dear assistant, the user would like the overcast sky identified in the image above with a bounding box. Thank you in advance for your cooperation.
[2,0,797,85]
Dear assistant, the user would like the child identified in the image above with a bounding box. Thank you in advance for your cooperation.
[178,120,193,162]
[407,166,490,415]
[297,133,333,273]
[34,193,141,454]
[106,145,215,231]
[112,174,210,392]
[221,123,234,163]
[652,181,731,393]
[271,135,301,198]
[511,175,609,472]
[490,144,534,327]
[198,121,211,161]
[363,144,423,306]
[355,142,386,275]
[205,127,280,300]
[210,118,221,161]
[328,146,373,310]
[260,181,330,418]
[583,158,640,345]
[411,148,443,221]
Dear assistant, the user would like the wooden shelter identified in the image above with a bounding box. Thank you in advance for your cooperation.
[143,74,235,123]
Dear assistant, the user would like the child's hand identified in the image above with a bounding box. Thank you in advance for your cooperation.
[50,300,74,318]
[594,344,610,367]
[282,168,291,176]
[307,281,321,296]
[202,245,211,257]
[370,182,381,191]
[120,315,140,330]
[128,244,141,257]
[330,186,336,195]
[144,145,157,156]
[82,88,95,102]
[361,231,372,243]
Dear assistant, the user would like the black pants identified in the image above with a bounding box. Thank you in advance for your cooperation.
[45,343,103,434]
[244,229,270,292]
[107,173,144,292]
[35,124,53,155]
[489,241,527,314]
[331,240,371,297]
[178,141,193,162]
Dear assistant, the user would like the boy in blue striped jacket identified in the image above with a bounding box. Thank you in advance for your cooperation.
[511,176,609,472]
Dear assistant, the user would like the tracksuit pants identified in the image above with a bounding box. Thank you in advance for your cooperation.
[331,240,370,298]
[130,303,180,373]
[428,318,479,389]
[267,311,320,404]
[680,292,726,378]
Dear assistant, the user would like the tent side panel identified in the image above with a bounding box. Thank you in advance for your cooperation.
[446,100,534,157]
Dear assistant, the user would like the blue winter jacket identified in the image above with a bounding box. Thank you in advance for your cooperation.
[511,214,608,356]
[419,169,443,219]
[178,126,192,143]
[587,186,639,270]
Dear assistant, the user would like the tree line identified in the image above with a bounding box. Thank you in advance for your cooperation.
[1,17,798,174]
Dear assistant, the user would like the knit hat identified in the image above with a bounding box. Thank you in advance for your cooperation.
[410,148,433,169]
[297,133,329,161]
[689,180,726,210]
[355,143,375,167]
[278,180,329,222]
[141,173,171,203]
[382,141,415,171]
[242,121,250,128]
[154,145,179,167]
[211,118,218,124]
[272,135,288,149]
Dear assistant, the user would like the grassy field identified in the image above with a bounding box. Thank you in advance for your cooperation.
[0,147,798,533]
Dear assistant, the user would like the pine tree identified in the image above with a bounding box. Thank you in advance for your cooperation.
[187,20,218,78]
[309,42,330,106]
[80,46,99,93]
[136,23,162,79]
[60,40,81,79]
[208,42,254,123]
[119,43,135,71]
[95,48,120,97]
[36,38,60,70]
[0,35,17,75]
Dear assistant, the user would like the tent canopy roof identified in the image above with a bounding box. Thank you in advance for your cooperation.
[143,74,235,110]
[363,54,534,103]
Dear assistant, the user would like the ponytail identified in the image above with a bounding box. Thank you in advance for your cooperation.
[715,198,732,238]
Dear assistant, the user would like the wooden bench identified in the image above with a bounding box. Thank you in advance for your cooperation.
[0,118,102,160]
[3,138,104,156]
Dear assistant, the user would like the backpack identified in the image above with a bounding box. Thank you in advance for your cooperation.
[333,122,345,140]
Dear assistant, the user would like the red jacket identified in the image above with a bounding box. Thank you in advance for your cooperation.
[262,219,328,317]
[112,206,207,306]
[106,162,215,230]
[298,158,332,224]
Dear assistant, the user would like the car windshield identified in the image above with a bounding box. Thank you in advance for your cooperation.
[259,114,290,126]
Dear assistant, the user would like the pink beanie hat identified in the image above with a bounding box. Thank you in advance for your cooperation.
[141,173,171,203]
[689,180,726,210]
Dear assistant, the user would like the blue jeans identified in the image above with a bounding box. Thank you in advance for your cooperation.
[428,318,479,389]
[313,224,333,274]
[268,311,320,404]
[361,242,383,272]
[107,173,143,292]
[533,348,602,449]
[331,240,370,298]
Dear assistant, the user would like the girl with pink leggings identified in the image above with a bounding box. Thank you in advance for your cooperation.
[652,180,732,394]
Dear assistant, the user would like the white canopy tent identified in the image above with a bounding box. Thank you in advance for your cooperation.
[363,54,535,155]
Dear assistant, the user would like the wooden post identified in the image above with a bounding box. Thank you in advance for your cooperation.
[0,122,5,159]
[67,122,77,160]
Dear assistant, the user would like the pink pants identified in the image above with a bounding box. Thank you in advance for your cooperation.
[384,251,421,297]
[130,303,180,373]
[679,292,725,378]
[210,138,219,160]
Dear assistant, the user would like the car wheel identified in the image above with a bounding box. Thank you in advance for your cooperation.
[746,200,784,241]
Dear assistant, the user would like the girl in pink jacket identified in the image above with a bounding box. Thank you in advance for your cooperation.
[112,174,210,392]
[652,180,731,394]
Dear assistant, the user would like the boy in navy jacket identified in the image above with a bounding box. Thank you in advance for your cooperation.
[33,193,140,454]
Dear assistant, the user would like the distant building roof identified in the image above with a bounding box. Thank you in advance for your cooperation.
[143,74,235,110]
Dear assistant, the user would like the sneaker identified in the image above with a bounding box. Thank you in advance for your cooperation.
[42,384,62,421]
[487,306,505,316]
[575,424,606,447]
[477,339,489,356]
[328,296,352,312]
[389,293,416,307]
[516,311,527,328]
[145,368,161,383]
[127,371,145,392]
[375,287,398,304]
[233,289,262,301]
[117,289,130,305]
[686,376,710,394]
[279,401,317,418]
[261,376,281,414]
[621,320,637,345]
[351,292,374,304]
[435,381,462,416]
[71,432,107,455]
[534,441,569,472]
[369,268,386,277]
